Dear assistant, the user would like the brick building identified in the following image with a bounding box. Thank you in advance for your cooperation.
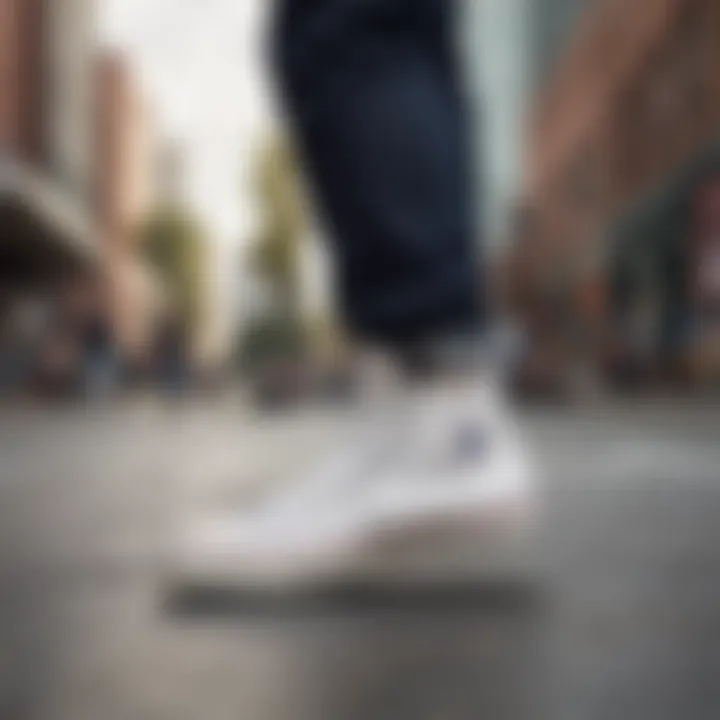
[522,0,720,384]
[0,0,46,165]
[94,51,162,356]
[0,0,96,290]
[1,1,163,392]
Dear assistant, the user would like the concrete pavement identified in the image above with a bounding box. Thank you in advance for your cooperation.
[1,400,720,719]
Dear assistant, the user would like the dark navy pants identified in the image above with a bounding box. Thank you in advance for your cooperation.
[273,0,482,346]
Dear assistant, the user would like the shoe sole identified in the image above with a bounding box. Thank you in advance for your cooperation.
[164,485,539,611]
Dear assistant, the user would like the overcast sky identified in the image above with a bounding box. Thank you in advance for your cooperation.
[100,0,277,349]
[98,0,529,245]
[100,0,275,248]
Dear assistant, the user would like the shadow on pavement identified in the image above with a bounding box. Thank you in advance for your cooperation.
[163,578,546,620]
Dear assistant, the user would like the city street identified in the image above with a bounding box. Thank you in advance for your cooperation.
[1,400,720,719]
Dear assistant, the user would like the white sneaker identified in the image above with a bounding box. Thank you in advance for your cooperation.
[171,377,537,591]
[357,378,537,583]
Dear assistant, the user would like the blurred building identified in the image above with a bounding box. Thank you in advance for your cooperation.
[522,0,720,387]
[47,0,96,203]
[155,140,187,206]
[0,0,96,292]
[0,1,165,394]
[531,0,594,91]
[468,0,531,249]
[94,50,162,356]
[466,0,594,251]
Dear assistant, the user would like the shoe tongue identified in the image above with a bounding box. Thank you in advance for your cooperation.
[272,408,407,512]
[408,376,502,470]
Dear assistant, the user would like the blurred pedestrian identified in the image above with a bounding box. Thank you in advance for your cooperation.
[82,309,117,398]
[156,312,190,398]
[78,275,119,400]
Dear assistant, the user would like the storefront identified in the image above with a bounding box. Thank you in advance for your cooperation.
[0,161,97,395]
[608,148,720,387]
[0,161,96,288]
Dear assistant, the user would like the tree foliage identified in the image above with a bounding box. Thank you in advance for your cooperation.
[138,205,207,333]
[251,134,309,315]
[235,134,315,374]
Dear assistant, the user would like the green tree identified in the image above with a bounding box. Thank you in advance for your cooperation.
[251,134,309,316]
[138,204,207,334]
[235,134,312,374]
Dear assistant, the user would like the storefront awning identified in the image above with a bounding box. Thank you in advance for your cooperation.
[0,159,98,287]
